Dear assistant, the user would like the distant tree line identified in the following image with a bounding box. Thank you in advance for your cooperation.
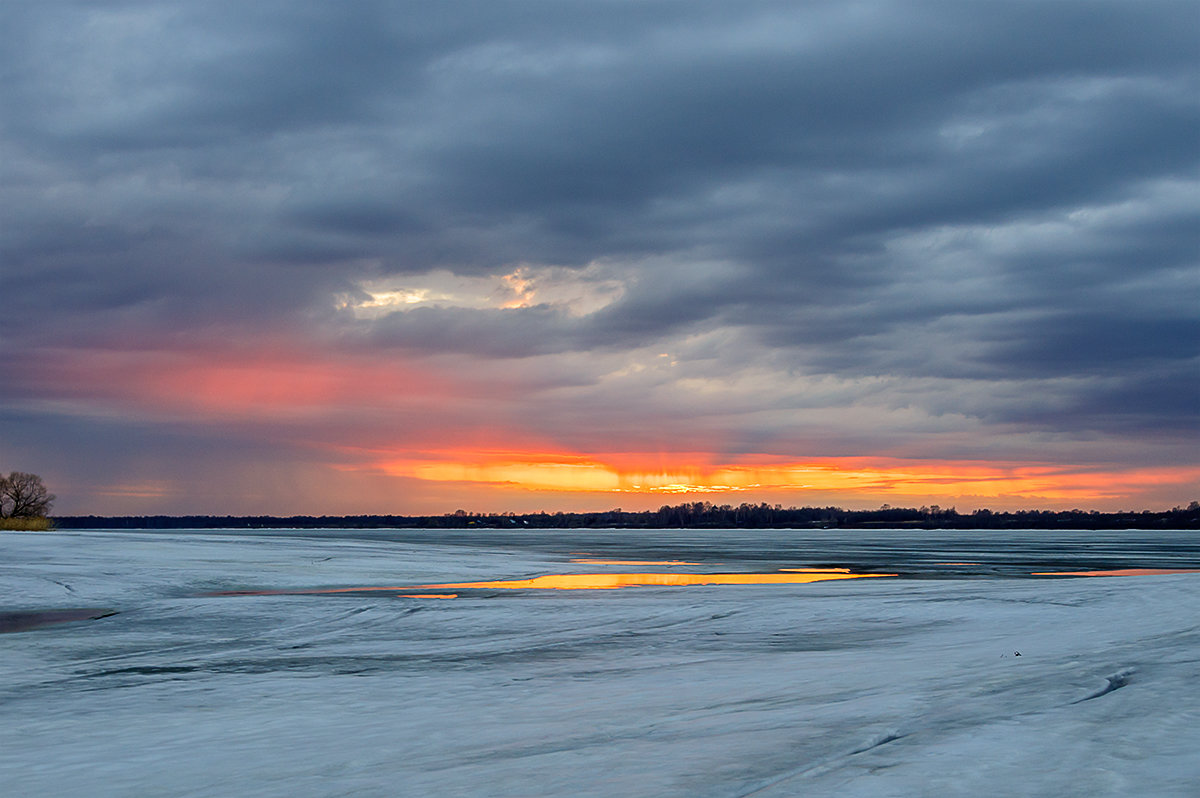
[54,500,1200,530]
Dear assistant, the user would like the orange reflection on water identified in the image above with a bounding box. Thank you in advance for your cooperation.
[778,567,851,573]
[419,571,894,590]
[208,570,893,596]
[1032,568,1200,577]
[569,559,700,566]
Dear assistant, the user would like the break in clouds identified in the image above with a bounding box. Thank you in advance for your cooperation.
[1,1,1197,512]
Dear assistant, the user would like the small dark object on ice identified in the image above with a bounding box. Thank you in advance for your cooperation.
[1014,651,1021,656]
[0,608,117,633]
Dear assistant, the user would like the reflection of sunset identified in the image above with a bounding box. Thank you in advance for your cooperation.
[209,570,892,596]
[420,571,894,590]
[779,567,851,573]
[1032,568,1200,577]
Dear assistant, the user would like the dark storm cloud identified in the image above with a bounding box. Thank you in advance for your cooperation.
[2,0,1197,446]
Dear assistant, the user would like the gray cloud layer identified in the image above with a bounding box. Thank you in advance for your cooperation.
[2,1,1197,509]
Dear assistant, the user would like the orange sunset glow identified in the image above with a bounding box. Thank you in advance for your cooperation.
[18,342,1197,515]
[356,448,1200,508]
[12,335,1196,516]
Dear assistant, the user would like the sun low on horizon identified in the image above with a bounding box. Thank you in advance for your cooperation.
[1,3,1196,517]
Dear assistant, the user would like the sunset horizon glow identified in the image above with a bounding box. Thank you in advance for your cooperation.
[11,344,1194,515]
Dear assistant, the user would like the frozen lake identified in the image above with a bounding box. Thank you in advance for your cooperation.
[3,528,1199,796]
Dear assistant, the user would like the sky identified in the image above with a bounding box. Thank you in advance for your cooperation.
[2,0,1198,516]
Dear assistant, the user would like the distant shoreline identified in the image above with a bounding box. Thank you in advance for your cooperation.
[52,502,1200,531]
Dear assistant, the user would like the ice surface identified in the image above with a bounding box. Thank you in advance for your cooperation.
[2,529,1199,796]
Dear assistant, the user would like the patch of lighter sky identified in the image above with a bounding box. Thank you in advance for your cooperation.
[425,40,624,81]
[343,262,626,319]
[891,175,1198,270]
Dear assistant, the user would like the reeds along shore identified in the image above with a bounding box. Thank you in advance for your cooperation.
[0,517,54,531]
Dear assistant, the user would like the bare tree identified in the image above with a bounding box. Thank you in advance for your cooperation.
[0,472,55,518]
